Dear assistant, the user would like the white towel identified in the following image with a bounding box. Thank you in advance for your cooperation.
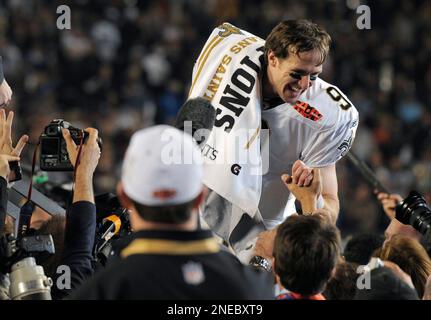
[189,23,266,217]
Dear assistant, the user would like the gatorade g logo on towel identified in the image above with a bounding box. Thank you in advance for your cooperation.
[218,23,243,38]
[231,164,242,176]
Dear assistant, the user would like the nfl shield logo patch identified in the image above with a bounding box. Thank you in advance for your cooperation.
[182,261,205,285]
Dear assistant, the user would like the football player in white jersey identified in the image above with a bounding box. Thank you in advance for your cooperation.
[191,20,359,264]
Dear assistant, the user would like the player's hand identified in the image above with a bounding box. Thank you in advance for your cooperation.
[0,79,12,106]
[291,159,313,187]
[376,192,402,220]
[282,168,322,213]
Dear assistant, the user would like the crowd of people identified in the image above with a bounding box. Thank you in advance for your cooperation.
[0,103,430,300]
[0,0,430,301]
[0,0,430,236]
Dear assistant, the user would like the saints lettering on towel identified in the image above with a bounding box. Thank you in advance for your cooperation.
[215,49,263,133]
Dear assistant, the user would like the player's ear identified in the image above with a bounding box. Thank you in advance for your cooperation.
[268,50,278,67]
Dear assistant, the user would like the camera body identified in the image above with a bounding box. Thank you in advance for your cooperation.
[0,233,55,299]
[0,233,55,275]
[40,119,87,171]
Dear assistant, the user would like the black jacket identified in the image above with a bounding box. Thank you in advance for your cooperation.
[51,201,96,299]
[69,229,274,300]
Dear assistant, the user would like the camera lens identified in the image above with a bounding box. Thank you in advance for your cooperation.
[9,257,52,300]
[396,191,431,238]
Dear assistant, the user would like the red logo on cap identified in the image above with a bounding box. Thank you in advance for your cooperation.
[152,189,177,199]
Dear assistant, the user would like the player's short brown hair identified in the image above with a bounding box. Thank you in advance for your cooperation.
[265,20,331,65]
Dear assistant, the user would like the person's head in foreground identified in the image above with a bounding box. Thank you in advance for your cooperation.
[273,214,340,299]
[379,234,431,298]
[117,125,205,231]
[354,267,419,300]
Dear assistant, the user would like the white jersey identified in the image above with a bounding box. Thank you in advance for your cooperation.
[259,78,359,228]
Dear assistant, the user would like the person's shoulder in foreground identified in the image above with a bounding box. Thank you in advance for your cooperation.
[69,228,273,300]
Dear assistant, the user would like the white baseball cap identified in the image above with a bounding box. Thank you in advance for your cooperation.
[121,125,204,206]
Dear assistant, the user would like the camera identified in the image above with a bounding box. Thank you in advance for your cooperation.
[1,200,56,300]
[396,191,431,242]
[0,233,55,299]
[40,119,102,171]
[9,257,53,300]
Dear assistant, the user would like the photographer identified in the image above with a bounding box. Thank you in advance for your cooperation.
[1,118,100,299]
[49,127,101,299]
[376,191,431,259]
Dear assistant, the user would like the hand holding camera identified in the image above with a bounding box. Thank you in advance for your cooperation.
[377,192,403,220]
[40,119,102,171]
[62,127,101,177]
[62,126,101,204]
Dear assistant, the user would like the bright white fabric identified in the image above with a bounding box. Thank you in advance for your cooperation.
[189,23,266,217]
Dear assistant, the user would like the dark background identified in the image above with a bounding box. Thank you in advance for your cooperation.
[0,0,430,237]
